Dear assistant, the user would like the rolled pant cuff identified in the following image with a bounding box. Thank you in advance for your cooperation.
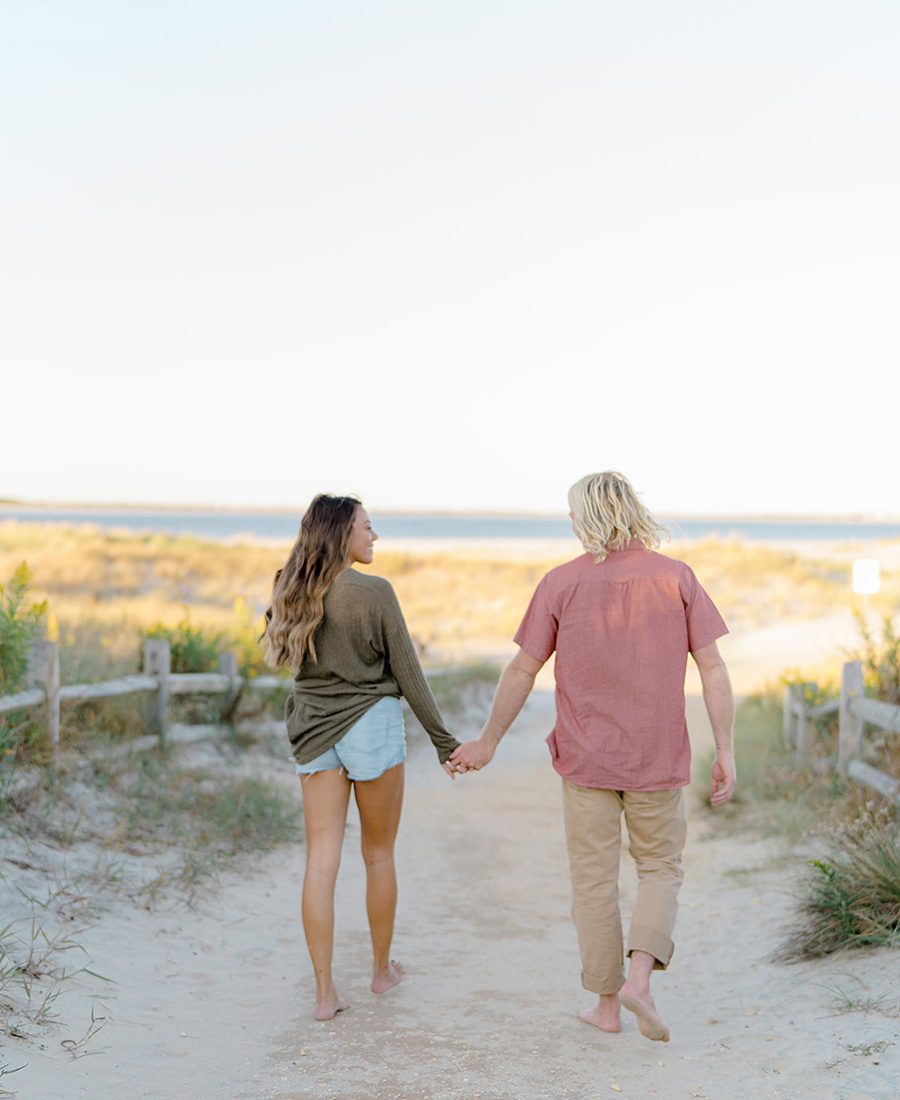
[627,926,674,970]
[581,968,625,996]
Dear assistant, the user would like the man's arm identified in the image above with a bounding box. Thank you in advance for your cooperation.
[691,641,736,806]
[449,648,546,771]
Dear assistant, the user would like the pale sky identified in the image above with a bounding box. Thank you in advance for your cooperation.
[2,1,898,516]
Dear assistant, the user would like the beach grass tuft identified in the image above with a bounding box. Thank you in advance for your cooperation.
[775,804,900,961]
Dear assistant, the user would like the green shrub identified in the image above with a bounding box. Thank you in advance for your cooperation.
[776,805,900,960]
[139,616,224,674]
[0,563,46,695]
[850,611,900,706]
[0,564,47,767]
[226,596,273,679]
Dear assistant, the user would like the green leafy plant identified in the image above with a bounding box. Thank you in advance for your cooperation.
[0,564,48,768]
[851,611,900,705]
[0,563,47,695]
[139,616,224,674]
[776,805,900,960]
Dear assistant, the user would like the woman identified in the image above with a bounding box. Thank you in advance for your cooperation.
[263,494,459,1020]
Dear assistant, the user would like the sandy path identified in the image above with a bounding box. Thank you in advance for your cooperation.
[253,691,900,1100]
[13,684,900,1100]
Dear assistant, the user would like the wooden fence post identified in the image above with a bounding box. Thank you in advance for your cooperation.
[839,660,865,774]
[26,641,60,759]
[143,639,171,739]
[782,686,796,750]
[217,651,243,722]
[795,687,812,761]
[787,683,817,762]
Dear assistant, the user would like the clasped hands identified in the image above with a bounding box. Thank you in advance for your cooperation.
[441,738,494,780]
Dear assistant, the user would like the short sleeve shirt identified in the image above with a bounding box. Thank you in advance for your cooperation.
[514,543,728,790]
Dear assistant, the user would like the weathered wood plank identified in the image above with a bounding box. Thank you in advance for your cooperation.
[248,675,291,691]
[846,759,900,805]
[58,675,158,703]
[168,673,237,694]
[809,700,839,719]
[143,639,170,734]
[26,641,60,753]
[839,661,865,772]
[849,694,900,735]
[0,688,47,714]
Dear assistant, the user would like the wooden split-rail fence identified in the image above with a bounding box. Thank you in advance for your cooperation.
[4,645,898,806]
[0,640,446,760]
[0,639,291,757]
[783,661,900,804]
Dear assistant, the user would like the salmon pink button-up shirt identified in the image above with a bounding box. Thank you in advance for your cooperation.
[514,542,728,791]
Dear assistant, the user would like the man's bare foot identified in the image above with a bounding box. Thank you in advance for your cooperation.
[578,994,621,1033]
[620,989,669,1042]
[371,959,405,995]
[314,993,350,1021]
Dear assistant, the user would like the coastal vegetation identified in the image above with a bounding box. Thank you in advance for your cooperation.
[3,519,897,668]
[713,611,900,961]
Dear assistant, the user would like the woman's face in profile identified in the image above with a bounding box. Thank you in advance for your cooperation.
[348,507,378,566]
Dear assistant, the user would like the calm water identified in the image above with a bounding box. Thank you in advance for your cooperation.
[2,506,900,543]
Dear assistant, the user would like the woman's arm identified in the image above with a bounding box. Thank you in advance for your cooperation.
[380,585,460,764]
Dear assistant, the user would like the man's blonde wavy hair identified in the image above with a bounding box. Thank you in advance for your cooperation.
[567,471,668,562]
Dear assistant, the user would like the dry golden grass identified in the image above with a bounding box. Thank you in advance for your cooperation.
[2,520,899,673]
[672,538,859,632]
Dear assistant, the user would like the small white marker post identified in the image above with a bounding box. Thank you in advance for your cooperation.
[852,558,881,618]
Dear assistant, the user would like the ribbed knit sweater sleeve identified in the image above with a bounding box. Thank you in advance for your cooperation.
[377,581,460,764]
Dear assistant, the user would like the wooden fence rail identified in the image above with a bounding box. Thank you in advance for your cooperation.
[784,660,900,804]
[1,641,446,762]
[0,639,292,758]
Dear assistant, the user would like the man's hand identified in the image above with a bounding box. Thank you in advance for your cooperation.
[449,738,495,773]
[710,754,736,806]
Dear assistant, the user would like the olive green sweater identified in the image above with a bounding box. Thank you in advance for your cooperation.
[285,570,459,766]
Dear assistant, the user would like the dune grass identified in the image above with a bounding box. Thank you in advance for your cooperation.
[774,805,900,961]
[711,648,900,962]
[4,520,897,664]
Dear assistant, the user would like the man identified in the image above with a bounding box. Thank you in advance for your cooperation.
[450,471,735,1043]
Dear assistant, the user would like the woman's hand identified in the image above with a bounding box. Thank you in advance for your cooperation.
[448,738,495,774]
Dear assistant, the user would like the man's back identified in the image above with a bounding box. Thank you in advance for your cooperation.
[514,543,727,789]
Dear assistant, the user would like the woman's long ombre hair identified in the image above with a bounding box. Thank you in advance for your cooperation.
[568,471,668,562]
[263,494,360,671]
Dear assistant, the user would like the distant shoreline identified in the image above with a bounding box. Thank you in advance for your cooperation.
[2,501,899,524]
[4,505,900,553]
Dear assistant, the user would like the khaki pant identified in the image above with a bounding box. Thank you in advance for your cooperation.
[562,781,687,995]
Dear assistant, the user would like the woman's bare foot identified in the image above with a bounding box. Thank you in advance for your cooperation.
[371,959,405,995]
[620,989,669,1042]
[314,990,350,1021]
[578,994,621,1033]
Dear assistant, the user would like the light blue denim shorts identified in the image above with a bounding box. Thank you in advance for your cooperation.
[295,696,406,781]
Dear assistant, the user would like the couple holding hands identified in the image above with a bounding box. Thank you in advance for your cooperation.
[263,473,735,1040]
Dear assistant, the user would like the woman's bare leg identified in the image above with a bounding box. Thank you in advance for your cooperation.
[353,762,405,994]
[300,768,353,1019]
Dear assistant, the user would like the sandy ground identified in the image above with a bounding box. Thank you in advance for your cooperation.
[6,688,900,1100]
[3,542,900,1099]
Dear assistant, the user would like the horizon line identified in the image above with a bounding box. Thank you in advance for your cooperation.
[2,499,900,525]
